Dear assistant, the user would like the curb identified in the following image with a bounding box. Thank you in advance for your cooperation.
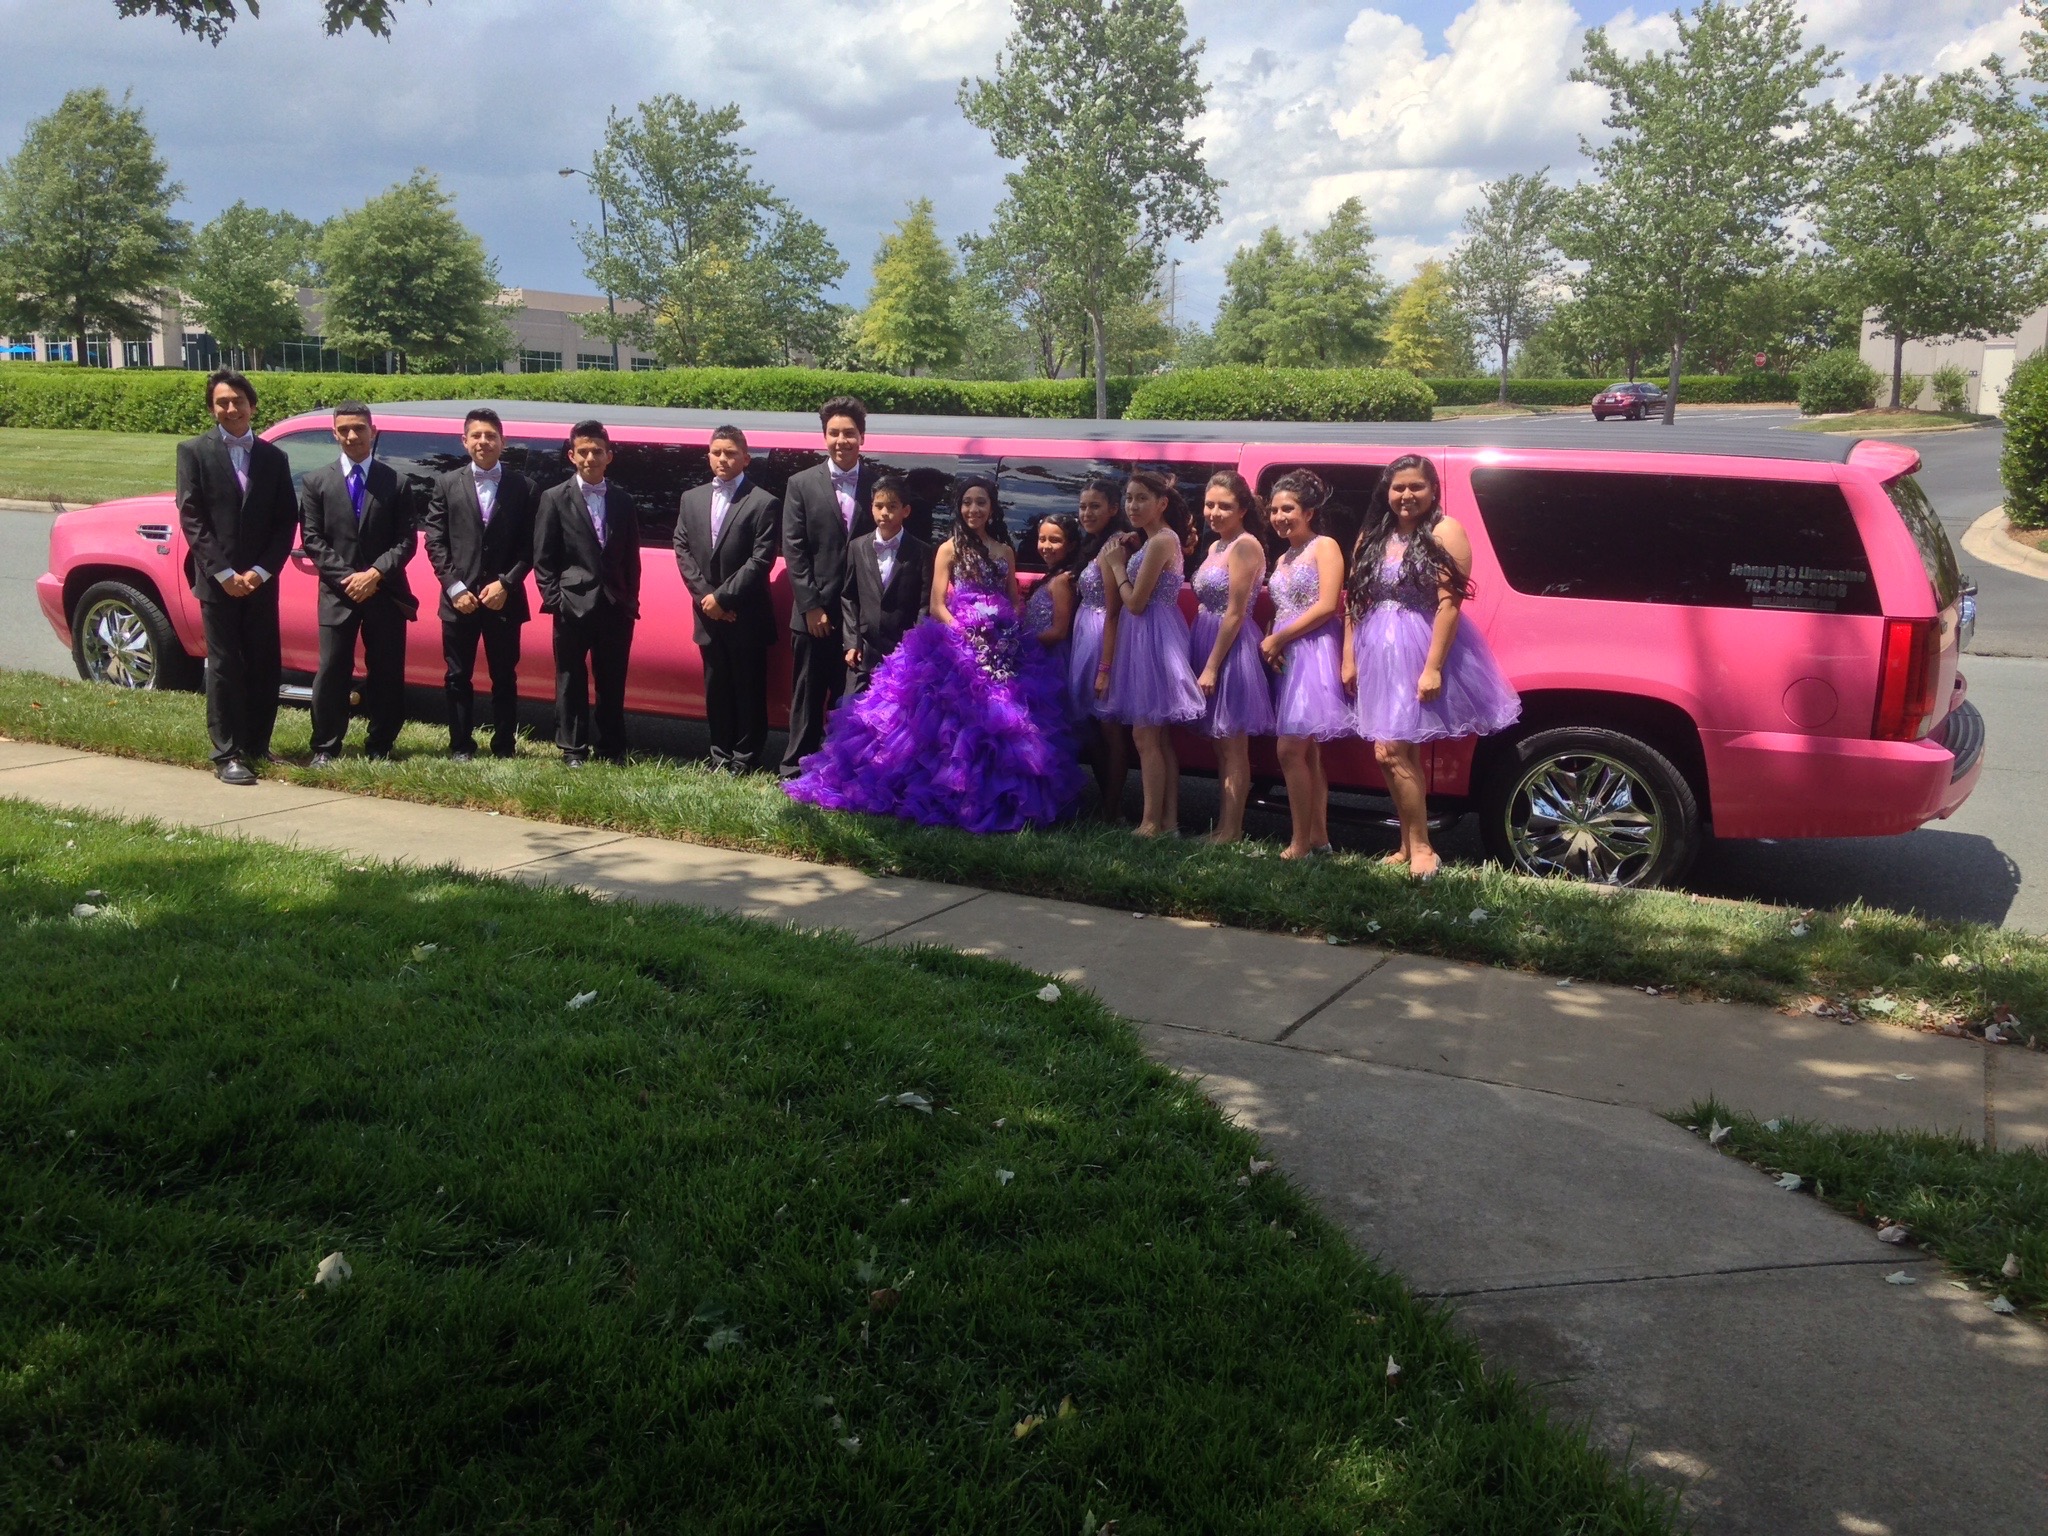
[0,497,69,514]
[1961,506,2048,582]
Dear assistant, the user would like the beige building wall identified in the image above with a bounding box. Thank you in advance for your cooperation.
[1859,304,2048,416]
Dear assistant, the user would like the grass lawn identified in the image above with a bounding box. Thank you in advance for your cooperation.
[4,670,2046,1051]
[0,425,178,505]
[1680,1101,2045,1319]
[0,800,1673,1533]
[1789,410,1991,435]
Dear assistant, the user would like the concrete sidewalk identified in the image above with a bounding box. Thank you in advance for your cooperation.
[4,738,2044,1532]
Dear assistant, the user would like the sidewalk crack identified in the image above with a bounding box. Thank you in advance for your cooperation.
[1271,950,1394,1044]
[860,890,989,946]
[1428,1254,1929,1301]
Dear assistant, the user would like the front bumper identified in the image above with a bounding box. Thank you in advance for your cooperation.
[35,572,66,643]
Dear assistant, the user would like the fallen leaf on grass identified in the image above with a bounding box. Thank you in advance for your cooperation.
[1035,983,1061,1002]
[1364,920,1381,933]
[314,1252,351,1288]
[996,1169,1015,1186]
[1058,1396,1076,1419]
[411,942,438,960]
[70,903,100,918]
[1788,922,1809,938]
[703,1325,744,1353]
[1877,1225,1910,1245]
[1775,1172,1804,1191]
[1385,1355,1402,1382]
[868,1288,900,1316]
[1984,1023,2008,1045]
[1861,995,1898,1016]
[880,1091,933,1114]
[1764,1119,1784,1132]
[1247,1159,1274,1176]
[838,1436,861,1454]
[82,889,104,901]
[1013,1415,1044,1440]
[1885,1271,1917,1285]
[1467,908,1490,924]
[566,990,598,1010]
[1988,1296,2018,1316]
[2002,1253,2022,1280]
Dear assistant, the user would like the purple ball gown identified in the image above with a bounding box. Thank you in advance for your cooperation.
[1188,535,1275,739]
[1101,541,1204,727]
[1352,535,1522,743]
[1267,540,1353,740]
[784,547,1086,833]
[1067,558,1109,721]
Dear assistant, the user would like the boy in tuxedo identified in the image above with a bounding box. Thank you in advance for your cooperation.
[779,394,876,776]
[841,475,931,693]
[532,419,641,766]
[423,408,536,759]
[673,425,780,771]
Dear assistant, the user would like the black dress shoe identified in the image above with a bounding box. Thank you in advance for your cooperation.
[562,756,587,770]
[449,750,475,763]
[308,753,338,769]
[491,741,517,759]
[216,759,257,786]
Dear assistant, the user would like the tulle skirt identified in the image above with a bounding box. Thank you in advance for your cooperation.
[784,612,1086,833]
[1188,608,1275,739]
[1353,603,1522,744]
[1101,600,1204,727]
[1068,605,1106,722]
[1272,617,1354,740]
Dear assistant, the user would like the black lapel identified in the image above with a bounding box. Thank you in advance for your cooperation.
[709,480,747,560]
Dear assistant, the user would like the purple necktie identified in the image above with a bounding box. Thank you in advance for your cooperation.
[347,465,365,520]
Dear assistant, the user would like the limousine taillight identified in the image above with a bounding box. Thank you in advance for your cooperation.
[1872,616,1942,741]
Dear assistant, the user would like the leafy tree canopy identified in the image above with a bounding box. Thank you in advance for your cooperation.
[183,202,320,366]
[1448,171,1564,402]
[859,199,964,375]
[319,171,512,371]
[1212,198,1388,368]
[1383,260,1476,378]
[112,0,411,44]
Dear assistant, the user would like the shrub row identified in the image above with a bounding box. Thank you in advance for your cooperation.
[1797,350,1883,416]
[1424,373,1801,407]
[2001,352,2048,530]
[0,363,1143,435]
[1124,366,1435,422]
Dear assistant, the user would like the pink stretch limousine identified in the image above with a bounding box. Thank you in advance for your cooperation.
[38,402,1984,887]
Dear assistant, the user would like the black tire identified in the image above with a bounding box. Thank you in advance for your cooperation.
[1477,725,1701,888]
[70,580,194,691]
[1628,404,1644,421]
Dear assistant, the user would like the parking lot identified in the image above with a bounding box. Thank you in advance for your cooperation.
[6,407,2043,929]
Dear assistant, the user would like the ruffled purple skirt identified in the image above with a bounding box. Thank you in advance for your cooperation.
[1102,599,1204,727]
[1272,618,1354,740]
[785,603,1086,833]
[1189,608,1275,739]
[1353,603,1522,743]
[1068,605,1106,722]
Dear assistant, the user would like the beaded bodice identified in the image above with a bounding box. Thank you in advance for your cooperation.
[1193,534,1253,614]
[1269,545,1326,624]
[1077,558,1106,612]
[1022,579,1057,632]
[1362,536,1443,613]
[1126,542,1182,606]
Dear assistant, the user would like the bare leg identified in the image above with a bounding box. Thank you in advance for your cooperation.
[1306,740,1331,849]
[1160,730,1180,831]
[1376,739,1435,876]
[1208,733,1251,843]
[1132,725,1174,836]
[1277,734,1319,858]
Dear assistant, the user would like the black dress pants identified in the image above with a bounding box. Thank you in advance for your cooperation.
[199,583,281,765]
[552,602,634,762]
[782,629,845,775]
[442,609,524,755]
[700,628,770,771]
[311,605,407,756]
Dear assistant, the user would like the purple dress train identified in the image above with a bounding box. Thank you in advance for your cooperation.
[784,548,1086,833]
[1267,541,1353,740]
[1101,542,1204,727]
[1188,535,1275,738]
[1352,536,1521,743]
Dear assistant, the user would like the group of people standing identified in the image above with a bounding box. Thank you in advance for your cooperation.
[173,375,1519,880]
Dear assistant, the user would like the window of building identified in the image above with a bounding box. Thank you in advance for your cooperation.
[83,335,113,368]
[182,331,220,372]
[1469,467,1879,614]
[519,349,563,374]
[122,340,154,368]
[576,352,617,371]
[44,340,74,363]
[630,356,661,372]
[3,342,35,361]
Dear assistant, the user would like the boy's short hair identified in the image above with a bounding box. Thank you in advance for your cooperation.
[206,367,255,409]
[818,395,867,435]
[870,473,910,506]
[332,399,372,422]
[709,423,749,452]
[463,407,504,434]
[568,418,611,448]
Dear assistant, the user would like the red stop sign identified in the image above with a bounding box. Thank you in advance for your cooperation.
[1755,352,1768,368]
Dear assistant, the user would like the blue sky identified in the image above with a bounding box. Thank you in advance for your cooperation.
[0,1,2032,325]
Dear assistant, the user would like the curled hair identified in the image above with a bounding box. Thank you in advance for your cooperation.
[205,366,255,409]
[1345,454,1470,616]
[1267,468,1331,534]
[950,472,1009,566]
[1075,476,1129,565]
[1203,469,1268,549]
[1126,469,1189,548]
[1034,509,1086,578]
[818,394,867,435]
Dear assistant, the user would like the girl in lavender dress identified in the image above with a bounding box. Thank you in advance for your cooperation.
[1097,470,1203,838]
[1026,511,1082,681]
[1067,478,1131,818]
[784,475,1084,833]
[1260,469,1352,860]
[1190,471,1275,844]
[1343,454,1520,879]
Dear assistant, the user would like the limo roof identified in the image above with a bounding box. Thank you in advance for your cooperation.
[332,399,1864,465]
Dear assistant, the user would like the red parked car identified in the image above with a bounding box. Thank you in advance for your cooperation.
[40,404,1983,888]
[1592,381,1670,420]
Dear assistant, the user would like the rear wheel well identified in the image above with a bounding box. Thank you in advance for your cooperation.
[1476,689,1712,827]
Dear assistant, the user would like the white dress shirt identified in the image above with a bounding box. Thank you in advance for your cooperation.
[578,477,609,544]
[874,530,903,589]
[213,426,269,588]
[829,464,859,528]
[447,463,505,599]
[709,473,742,543]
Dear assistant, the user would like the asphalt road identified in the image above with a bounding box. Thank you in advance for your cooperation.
[5,411,2044,929]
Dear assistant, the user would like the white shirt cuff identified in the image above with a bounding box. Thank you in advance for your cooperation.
[214,568,237,587]
[448,581,469,598]
[250,567,270,584]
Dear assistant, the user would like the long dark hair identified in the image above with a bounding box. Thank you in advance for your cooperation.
[1075,475,1129,565]
[950,473,1009,567]
[1126,469,1189,550]
[1345,454,1470,615]
[1035,509,1086,579]
[1203,469,1269,554]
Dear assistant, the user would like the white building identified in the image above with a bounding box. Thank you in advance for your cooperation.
[1859,305,2047,415]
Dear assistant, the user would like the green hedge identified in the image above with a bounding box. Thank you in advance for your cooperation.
[1797,351,1882,416]
[0,363,1142,435]
[1425,373,1801,407]
[1124,366,1435,423]
[2001,352,2048,530]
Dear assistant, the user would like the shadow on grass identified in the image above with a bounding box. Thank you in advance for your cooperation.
[0,804,1672,1534]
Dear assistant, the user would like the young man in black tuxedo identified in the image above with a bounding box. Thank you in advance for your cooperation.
[841,475,932,694]
[174,368,298,784]
[533,419,641,766]
[423,408,536,760]
[779,395,878,776]
[297,401,419,764]
[673,424,780,772]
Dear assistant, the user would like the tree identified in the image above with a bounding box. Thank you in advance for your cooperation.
[959,214,1083,380]
[1820,69,2048,409]
[183,202,319,367]
[580,97,845,368]
[1556,0,1838,423]
[0,88,187,362]
[960,0,1220,418]
[859,199,964,374]
[1383,260,1476,377]
[319,172,512,371]
[1212,199,1388,367]
[1448,171,1564,402]
[113,0,409,44]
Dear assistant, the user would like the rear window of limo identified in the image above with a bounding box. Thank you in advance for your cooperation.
[1469,466,1881,615]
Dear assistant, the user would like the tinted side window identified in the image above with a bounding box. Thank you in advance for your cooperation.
[1000,456,1232,572]
[1471,468,1879,614]
[760,448,988,550]
[1885,474,1961,609]
[1256,461,1388,562]
[274,427,339,489]
[605,441,713,544]
[373,430,473,497]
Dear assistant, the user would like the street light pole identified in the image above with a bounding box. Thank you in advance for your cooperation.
[560,166,621,371]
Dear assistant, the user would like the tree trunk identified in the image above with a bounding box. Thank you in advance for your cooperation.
[1497,327,1511,405]
[1890,334,1905,411]
[1663,335,1683,426]
[1090,307,1108,420]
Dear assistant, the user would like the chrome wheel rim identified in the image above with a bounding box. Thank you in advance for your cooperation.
[1504,750,1663,885]
[79,598,157,688]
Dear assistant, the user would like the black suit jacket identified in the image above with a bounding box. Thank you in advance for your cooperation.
[842,531,933,674]
[534,478,642,621]
[174,431,298,604]
[298,458,420,626]
[423,465,537,624]
[781,460,878,636]
[673,476,780,647]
